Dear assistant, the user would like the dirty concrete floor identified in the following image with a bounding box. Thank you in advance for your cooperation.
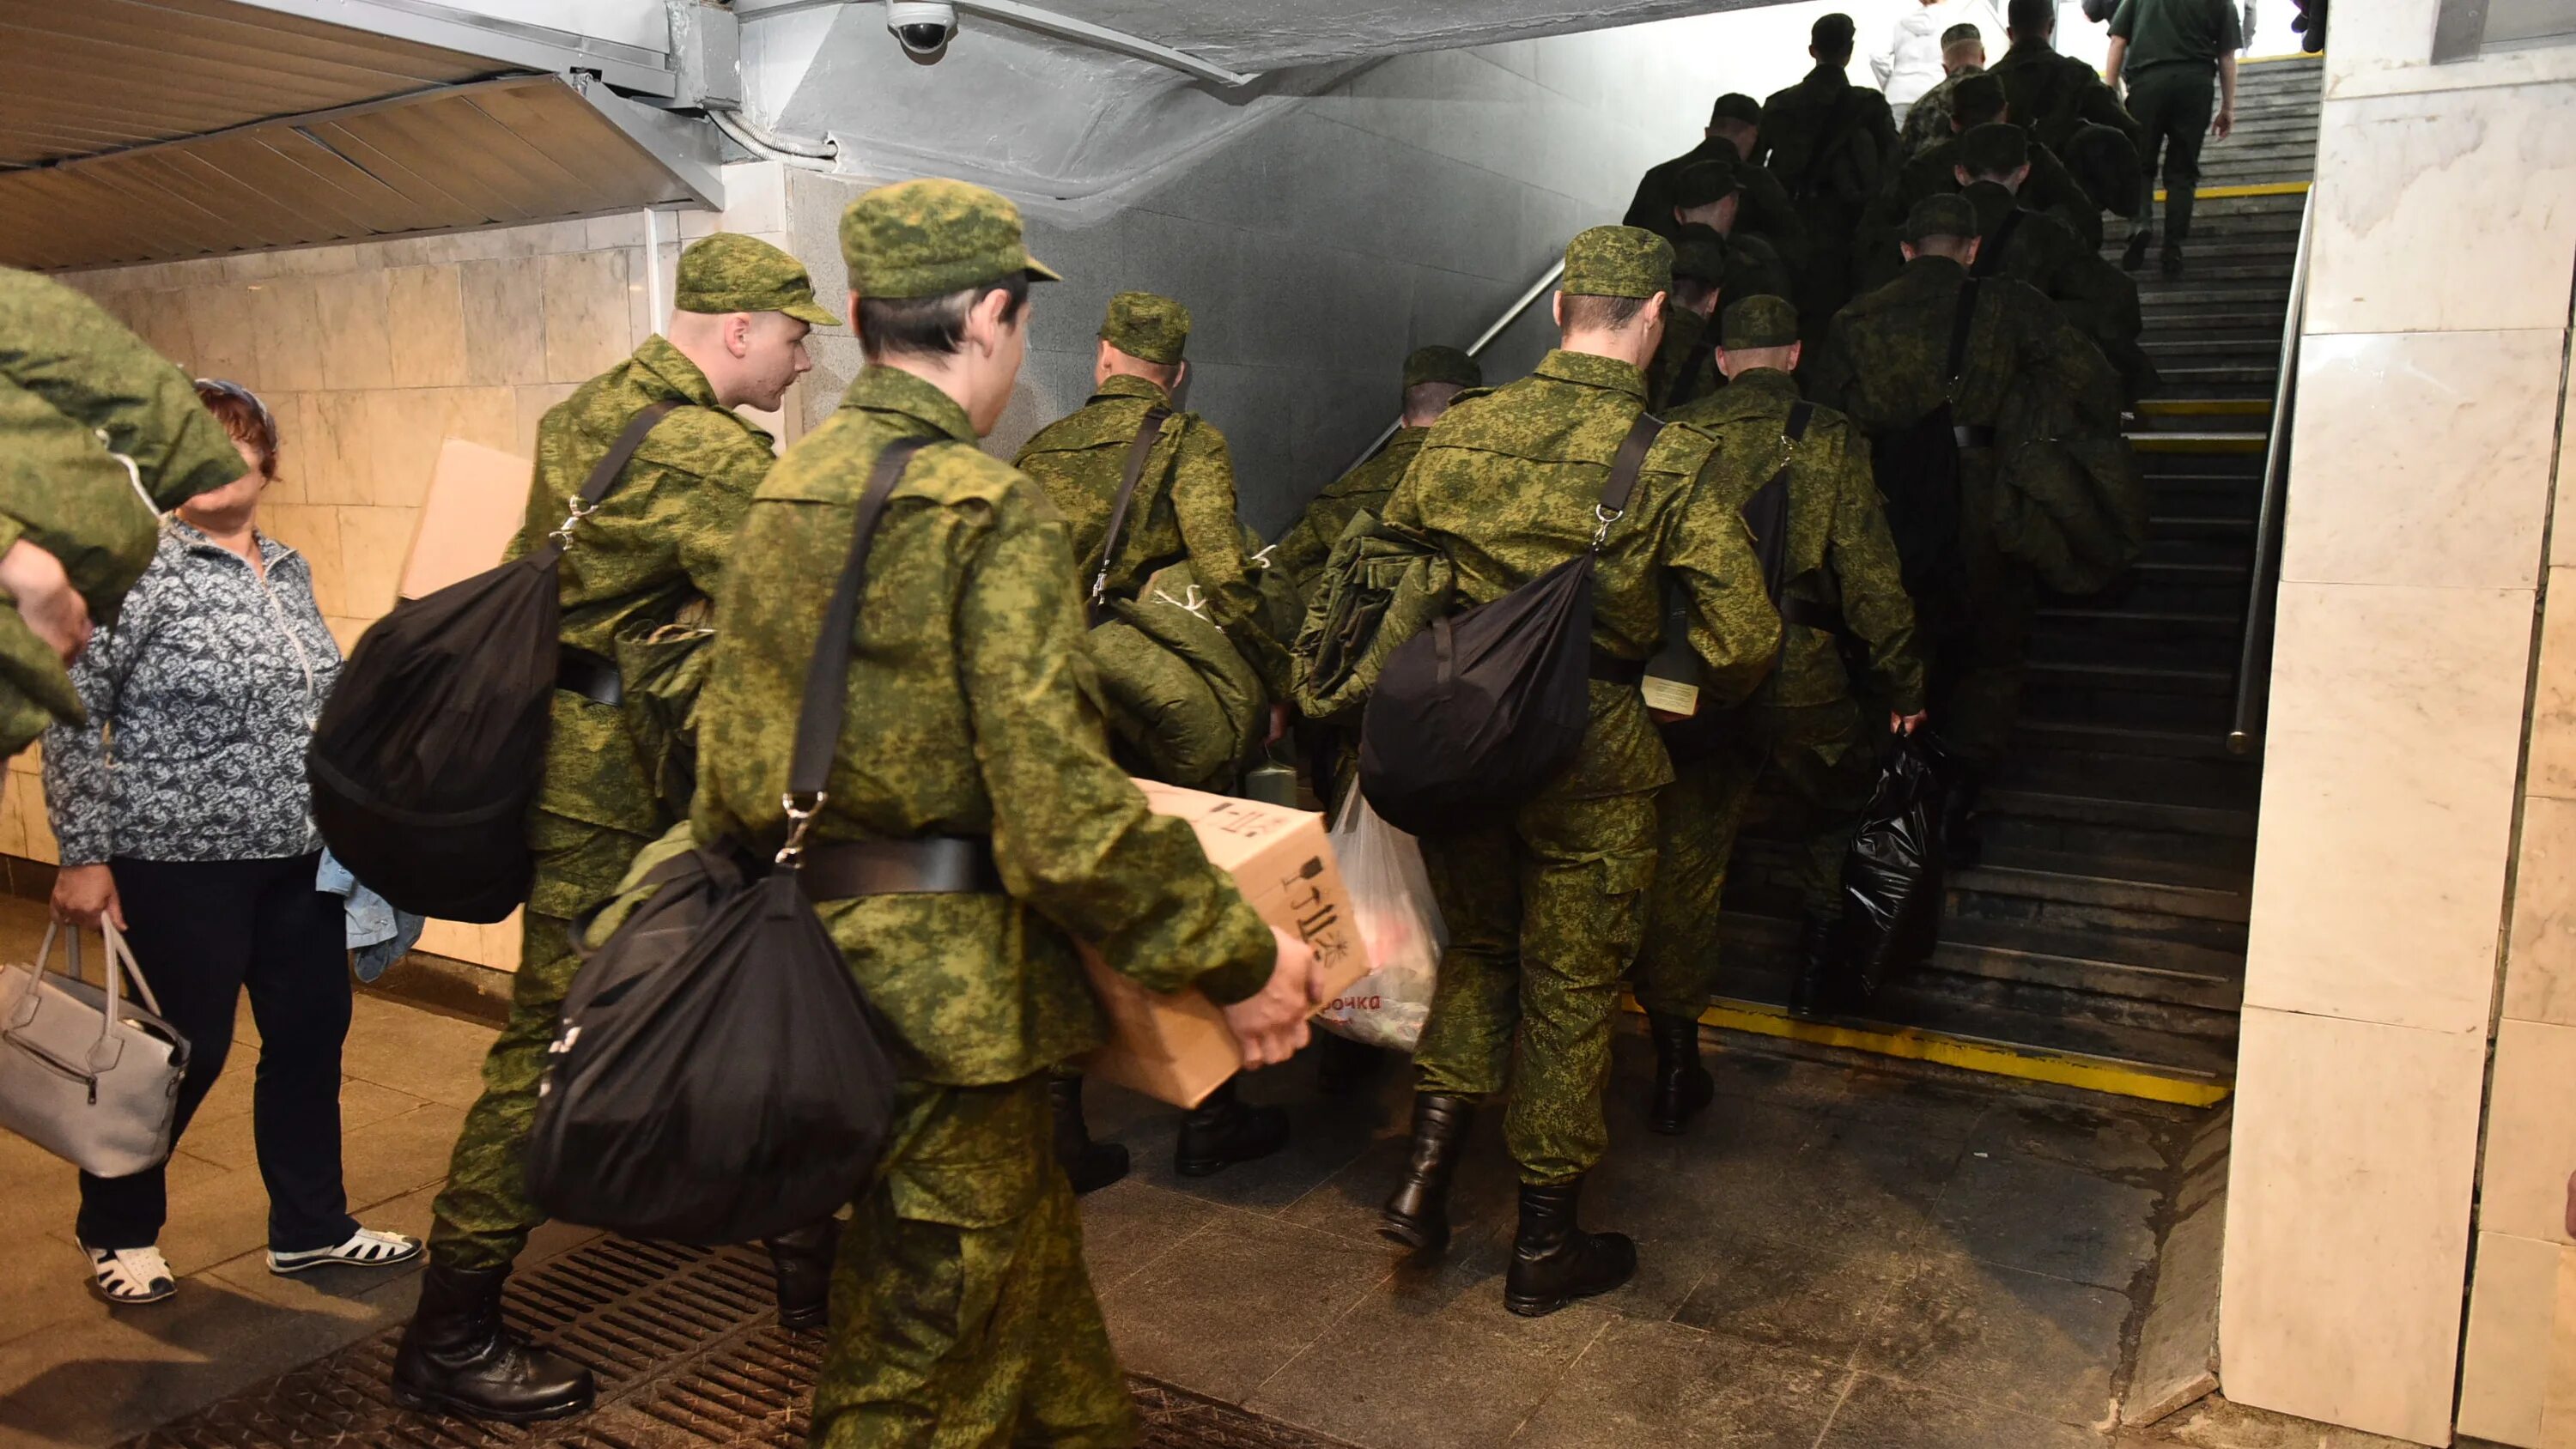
[0,891,2445,1449]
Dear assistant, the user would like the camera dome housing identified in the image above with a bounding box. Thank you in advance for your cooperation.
[886,1,957,58]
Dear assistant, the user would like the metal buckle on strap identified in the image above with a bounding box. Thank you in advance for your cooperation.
[776,792,825,868]
[548,495,597,548]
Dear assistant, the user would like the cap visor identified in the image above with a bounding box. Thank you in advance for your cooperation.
[1023,253,1063,283]
[783,298,842,327]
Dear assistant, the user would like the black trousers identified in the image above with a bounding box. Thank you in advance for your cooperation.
[2129,61,2219,251]
[76,852,358,1254]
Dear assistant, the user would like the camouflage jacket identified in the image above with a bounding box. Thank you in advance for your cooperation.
[1899,66,1980,160]
[1992,40,2141,155]
[1015,373,1288,692]
[1758,65,1900,208]
[507,334,772,850]
[1382,349,1782,801]
[1667,367,1923,712]
[690,364,1274,1085]
[0,269,246,756]
[1649,306,1724,414]
[1856,132,2104,293]
[1623,136,1812,269]
[1963,182,2156,400]
[1271,426,1425,589]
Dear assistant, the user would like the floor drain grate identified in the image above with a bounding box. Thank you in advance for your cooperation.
[121,1239,1357,1449]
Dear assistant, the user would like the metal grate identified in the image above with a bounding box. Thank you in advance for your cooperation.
[123,1239,1358,1449]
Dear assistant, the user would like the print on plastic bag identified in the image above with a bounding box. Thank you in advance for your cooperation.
[1316,787,1447,1052]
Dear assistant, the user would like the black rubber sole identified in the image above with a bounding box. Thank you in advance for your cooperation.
[1376,1214,1449,1255]
[389,1383,593,1424]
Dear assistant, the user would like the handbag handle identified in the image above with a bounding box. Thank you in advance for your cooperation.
[25,922,158,1073]
[777,435,933,866]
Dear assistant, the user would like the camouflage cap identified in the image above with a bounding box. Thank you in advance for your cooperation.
[1099,291,1190,364]
[1902,192,1982,244]
[838,178,1061,300]
[673,233,840,325]
[1402,345,1481,391]
[1670,224,1730,285]
[1951,71,2008,125]
[1719,294,1800,350]
[1673,156,1742,209]
[1957,122,2031,176]
[1562,225,1674,300]
[1708,93,1762,127]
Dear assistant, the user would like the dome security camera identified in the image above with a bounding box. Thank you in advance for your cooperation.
[887,1,958,58]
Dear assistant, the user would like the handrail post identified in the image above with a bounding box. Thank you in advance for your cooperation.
[2227,187,2317,755]
[1332,260,1567,479]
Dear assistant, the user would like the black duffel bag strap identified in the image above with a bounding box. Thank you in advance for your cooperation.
[777,435,933,868]
[1943,279,1981,394]
[1970,210,2024,280]
[540,399,680,561]
[1591,410,1667,550]
[1091,406,1174,617]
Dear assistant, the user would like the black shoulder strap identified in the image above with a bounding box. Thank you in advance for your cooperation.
[543,400,678,558]
[1091,406,1173,614]
[1944,279,1982,391]
[780,436,932,858]
[1597,411,1667,521]
[1971,210,2024,279]
[1675,333,1720,403]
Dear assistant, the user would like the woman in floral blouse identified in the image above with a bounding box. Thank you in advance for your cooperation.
[44,380,419,1305]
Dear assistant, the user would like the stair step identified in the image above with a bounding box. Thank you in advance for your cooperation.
[2130,431,2269,452]
[2020,718,2241,761]
[2000,745,2262,811]
[2029,658,2235,694]
[1668,997,2234,1104]
[2154,364,2279,393]
[1714,911,2245,1017]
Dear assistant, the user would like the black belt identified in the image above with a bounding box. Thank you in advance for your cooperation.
[799,836,1004,900]
[1953,424,1997,450]
[557,646,623,706]
[1590,651,1647,686]
[1780,596,1842,632]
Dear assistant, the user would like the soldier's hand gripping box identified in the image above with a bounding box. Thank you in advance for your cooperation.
[1079,780,1374,1109]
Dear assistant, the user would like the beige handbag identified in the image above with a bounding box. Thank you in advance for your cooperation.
[0,923,187,1177]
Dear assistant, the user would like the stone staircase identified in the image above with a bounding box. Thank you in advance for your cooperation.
[1701,54,2322,1100]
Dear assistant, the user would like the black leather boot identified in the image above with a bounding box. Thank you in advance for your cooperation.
[1504,1178,1637,1318]
[1646,1013,1714,1135]
[764,1219,838,1332]
[1049,1073,1130,1196]
[1174,1077,1290,1177]
[2121,229,2153,271]
[1941,765,1985,872]
[391,1261,595,1422]
[1788,910,1841,1020]
[1379,1093,1473,1253]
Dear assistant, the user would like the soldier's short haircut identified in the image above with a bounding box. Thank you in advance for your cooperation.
[1812,12,1858,61]
[1674,275,1720,312]
[1561,291,1655,332]
[2007,0,2055,33]
[1941,21,1983,45]
[1911,233,1978,262]
[1401,379,1467,421]
[857,271,1031,361]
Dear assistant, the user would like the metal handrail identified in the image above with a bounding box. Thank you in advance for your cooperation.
[1333,259,1567,478]
[2226,186,2318,755]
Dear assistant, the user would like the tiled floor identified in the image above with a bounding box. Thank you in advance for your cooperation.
[0,889,2439,1449]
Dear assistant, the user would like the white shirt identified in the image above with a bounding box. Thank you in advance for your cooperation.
[1874,2,1953,105]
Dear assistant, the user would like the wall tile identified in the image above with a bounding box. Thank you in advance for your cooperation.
[2280,329,2562,591]
[2535,569,2576,801]
[335,506,418,621]
[2220,1006,2486,1446]
[131,291,199,375]
[2463,1231,2562,1447]
[459,257,549,387]
[263,503,347,619]
[386,264,470,388]
[2483,1019,2576,1246]
[2244,581,2533,1033]
[541,250,633,384]
[246,278,326,394]
[301,392,373,506]
[0,781,29,861]
[2306,85,2576,336]
[313,271,397,391]
[253,392,308,507]
[2508,794,2576,1028]
[2551,1247,2576,1446]
[187,284,264,386]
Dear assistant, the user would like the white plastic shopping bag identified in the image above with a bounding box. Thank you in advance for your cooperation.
[1317,787,1447,1051]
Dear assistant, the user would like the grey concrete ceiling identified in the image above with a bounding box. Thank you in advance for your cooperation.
[1008,0,1741,70]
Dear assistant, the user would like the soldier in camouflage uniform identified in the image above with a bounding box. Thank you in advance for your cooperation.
[680,177,1315,1449]
[1993,0,2141,156]
[1953,123,2159,403]
[1757,14,1900,349]
[0,269,248,760]
[1808,195,2119,864]
[1648,227,1728,413]
[1635,297,1923,1095]
[1897,23,1990,159]
[1857,74,2105,293]
[1272,345,1481,589]
[394,235,839,1424]
[1627,94,1812,269]
[1376,227,1781,1318]
[1669,159,1802,306]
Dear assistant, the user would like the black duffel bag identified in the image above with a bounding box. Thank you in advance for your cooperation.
[521,439,925,1245]
[307,402,677,922]
[1840,731,1953,1000]
[1358,413,1663,835]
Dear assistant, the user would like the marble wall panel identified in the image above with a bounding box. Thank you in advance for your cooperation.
[459,258,550,387]
[2306,84,2576,336]
[188,284,264,387]
[386,265,471,389]
[2244,580,2533,1032]
[2461,1231,2562,1446]
[2507,792,2576,1028]
[2279,328,2561,591]
[258,392,311,508]
[2482,1019,2576,1246]
[260,503,347,618]
[312,270,396,392]
[246,278,326,394]
[334,506,419,620]
[2220,1005,2487,1445]
[540,250,633,384]
[2535,568,2576,801]
[301,392,374,507]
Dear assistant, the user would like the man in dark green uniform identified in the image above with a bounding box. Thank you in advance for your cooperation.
[1857,74,2105,293]
[1809,196,2119,863]
[1627,94,1809,264]
[1014,293,1296,1181]
[1757,14,1900,349]
[1898,22,1990,159]
[0,269,249,759]
[1669,158,1802,305]
[1636,296,1924,1087]
[1648,227,1728,412]
[1955,123,2160,403]
[1993,0,2140,156]
[394,234,837,1423]
[1374,226,1781,1317]
[670,177,1317,1448]
[1273,344,1481,588]
[2106,0,2241,276]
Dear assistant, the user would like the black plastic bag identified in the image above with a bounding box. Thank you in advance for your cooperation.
[526,854,896,1244]
[1841,732,1951,999]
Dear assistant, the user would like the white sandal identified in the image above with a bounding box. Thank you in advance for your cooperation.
[266,1227,423,1276]
[82,1241,176,1305]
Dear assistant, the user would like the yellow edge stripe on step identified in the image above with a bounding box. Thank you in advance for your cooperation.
[2131,433,2269,453]
[2139,397,2274,415]
[1634,996,2236,1106]
[2239,51,2324,63]
[2153,180,2313,201]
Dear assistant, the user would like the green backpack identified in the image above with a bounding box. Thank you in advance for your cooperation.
[1287,509,1455,728]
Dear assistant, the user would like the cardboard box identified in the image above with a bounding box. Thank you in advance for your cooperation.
[401,438,532,599]
[1080,780,1374,1108]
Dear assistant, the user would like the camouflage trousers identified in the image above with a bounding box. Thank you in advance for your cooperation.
[428,812,654,1272]
[812,1075,1135,1449]
[1633,699,1877,1019]
[1413,790,1658,1185]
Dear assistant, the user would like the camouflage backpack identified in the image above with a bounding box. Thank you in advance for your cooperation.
[1286,509,1455,728]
